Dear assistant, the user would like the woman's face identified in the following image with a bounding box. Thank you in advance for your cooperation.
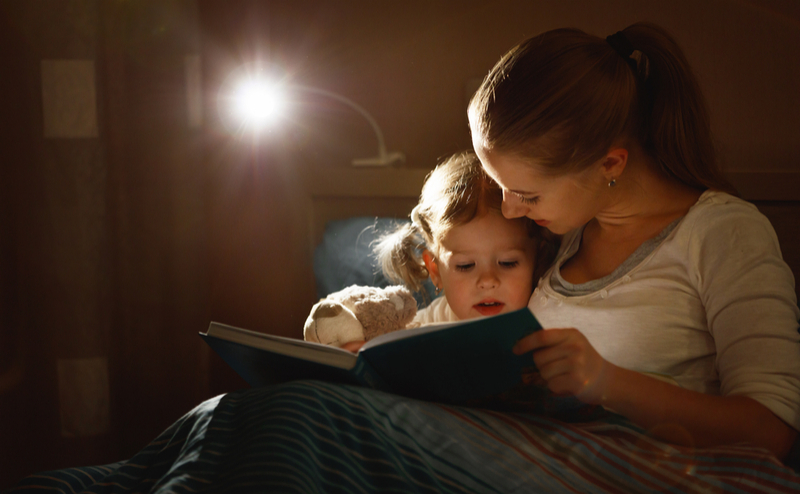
[474,146,607,235]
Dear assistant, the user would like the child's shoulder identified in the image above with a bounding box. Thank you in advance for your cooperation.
[413,296,457,325]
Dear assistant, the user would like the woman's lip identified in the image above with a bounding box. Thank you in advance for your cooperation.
[534,219,550,226]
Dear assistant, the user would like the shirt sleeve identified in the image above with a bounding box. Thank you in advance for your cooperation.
[689,200,800,430]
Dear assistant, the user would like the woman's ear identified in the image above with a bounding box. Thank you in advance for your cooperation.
[422,250,441,289]
[602,147,628,183]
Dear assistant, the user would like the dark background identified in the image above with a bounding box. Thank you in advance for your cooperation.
[1,0,799,488]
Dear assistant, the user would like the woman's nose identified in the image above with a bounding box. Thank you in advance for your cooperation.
[501,190,529,219]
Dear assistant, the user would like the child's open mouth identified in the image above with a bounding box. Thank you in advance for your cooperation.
[474,300,505,316]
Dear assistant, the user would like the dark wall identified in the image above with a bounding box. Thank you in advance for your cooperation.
[0,0,212,486]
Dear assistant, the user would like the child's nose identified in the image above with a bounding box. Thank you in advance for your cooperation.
[478,269,500,289]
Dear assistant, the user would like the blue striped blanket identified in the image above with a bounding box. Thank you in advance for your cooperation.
[9,381,800,493]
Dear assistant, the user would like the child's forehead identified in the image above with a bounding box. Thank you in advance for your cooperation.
[436,212,534,254]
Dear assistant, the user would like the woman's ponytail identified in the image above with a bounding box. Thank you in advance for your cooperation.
[623,23,737,194]
[470,22,737,194]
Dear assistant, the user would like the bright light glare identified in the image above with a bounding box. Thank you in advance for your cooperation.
[234,79,285,129]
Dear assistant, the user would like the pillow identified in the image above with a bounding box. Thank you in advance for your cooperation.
[313,217,437,307]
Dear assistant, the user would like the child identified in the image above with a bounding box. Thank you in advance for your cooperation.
[374,151,558,325]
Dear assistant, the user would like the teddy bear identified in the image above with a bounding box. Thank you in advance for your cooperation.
[303,284,418,347]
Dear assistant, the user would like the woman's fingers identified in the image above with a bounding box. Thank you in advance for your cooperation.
[512,328,571,355]
[515,328,611,403]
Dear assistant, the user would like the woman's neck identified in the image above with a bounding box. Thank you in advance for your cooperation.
[593,153,702,240]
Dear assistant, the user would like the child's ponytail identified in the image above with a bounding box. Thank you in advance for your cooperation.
[373,219,430,296]
[621,23,736,194]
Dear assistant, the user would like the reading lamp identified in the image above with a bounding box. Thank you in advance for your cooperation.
[229,77,405,167]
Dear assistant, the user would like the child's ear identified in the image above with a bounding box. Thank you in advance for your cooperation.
[422,250,442,288]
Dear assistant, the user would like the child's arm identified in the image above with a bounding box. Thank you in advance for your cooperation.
[515,328,798,459]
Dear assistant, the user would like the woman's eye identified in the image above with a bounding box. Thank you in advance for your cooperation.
[455,263,474,272]
[499,261,520,268]
[518,195,539,205]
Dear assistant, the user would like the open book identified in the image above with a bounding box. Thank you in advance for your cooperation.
[200,307,542,405]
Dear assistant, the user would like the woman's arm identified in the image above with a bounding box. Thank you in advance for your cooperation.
[515,327,798,459]
[604,363,797,458]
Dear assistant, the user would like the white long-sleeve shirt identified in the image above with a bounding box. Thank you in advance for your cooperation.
[412,295,458,325]
[530,190,800,431]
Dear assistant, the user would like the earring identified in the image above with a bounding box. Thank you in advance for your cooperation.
[608,178,617,187]
[434,285,442,296]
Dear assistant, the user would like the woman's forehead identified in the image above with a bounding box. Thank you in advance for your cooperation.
[477,152,541,190]
[477,148,592,192]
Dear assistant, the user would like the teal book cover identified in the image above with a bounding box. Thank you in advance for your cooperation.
[201,307,542,405]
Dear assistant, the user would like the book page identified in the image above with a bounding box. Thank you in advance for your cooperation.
[206,322,357,369]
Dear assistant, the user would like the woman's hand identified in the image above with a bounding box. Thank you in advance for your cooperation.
[515,329,797,459]
[513,328,616,405]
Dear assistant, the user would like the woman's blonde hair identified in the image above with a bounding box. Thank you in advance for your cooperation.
[374,151,558,296]
[468,22,736,194]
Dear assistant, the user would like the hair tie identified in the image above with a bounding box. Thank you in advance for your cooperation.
[606,31,650,80]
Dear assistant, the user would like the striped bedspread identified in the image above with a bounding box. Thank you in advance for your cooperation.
[9,380,800,493]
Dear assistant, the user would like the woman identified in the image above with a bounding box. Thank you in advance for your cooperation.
[468,22,800,459]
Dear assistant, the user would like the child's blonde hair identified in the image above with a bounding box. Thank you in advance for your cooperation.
[374,151,557,296]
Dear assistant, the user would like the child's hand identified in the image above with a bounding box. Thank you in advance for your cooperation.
[341,340,366,353]
[513,328,614,405]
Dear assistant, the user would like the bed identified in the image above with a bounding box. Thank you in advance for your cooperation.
[8,169,800,494]
[8,381,800,494]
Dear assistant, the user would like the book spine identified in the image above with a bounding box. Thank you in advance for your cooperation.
[352,357,391,391]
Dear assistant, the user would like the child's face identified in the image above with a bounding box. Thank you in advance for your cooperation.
[425,211,536,320]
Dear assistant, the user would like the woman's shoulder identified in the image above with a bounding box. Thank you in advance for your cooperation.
[689,190,759,216]
[678,189,780,249]
[683,190,769,227]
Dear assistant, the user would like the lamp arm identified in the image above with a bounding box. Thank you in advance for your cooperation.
[294,85,404,166]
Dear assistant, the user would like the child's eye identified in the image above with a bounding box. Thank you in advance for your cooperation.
[455,263,474,272]
[516,193,539,205]
[499,261,520,269]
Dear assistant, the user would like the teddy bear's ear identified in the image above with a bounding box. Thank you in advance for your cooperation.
[312,302,345,319]
[304,301,342,344]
